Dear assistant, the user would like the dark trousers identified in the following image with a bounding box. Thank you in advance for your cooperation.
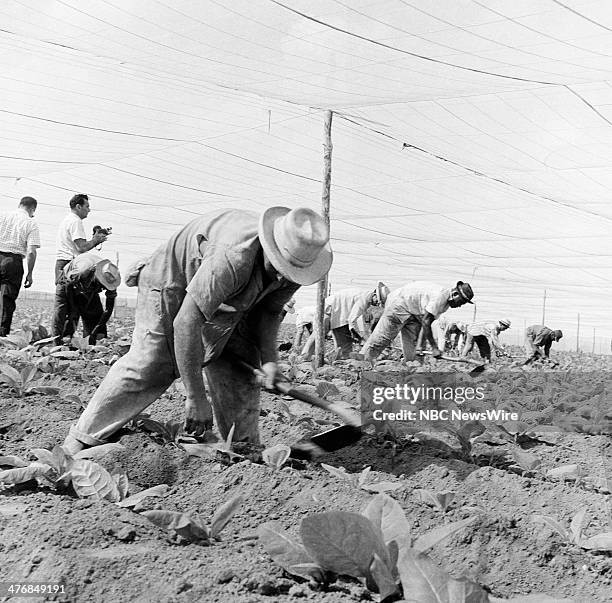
[55,259,70,284]
[0,252,24,336]
[53,284,106,339]
[463,334,491,361]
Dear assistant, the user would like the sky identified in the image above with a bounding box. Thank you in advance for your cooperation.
[1,0,612,352]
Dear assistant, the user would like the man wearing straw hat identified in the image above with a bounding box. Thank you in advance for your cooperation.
[361,281,474,362]
[52,252,121,344]
[63,206,332,454]
[301,282,390,361]
[461,318,511,363]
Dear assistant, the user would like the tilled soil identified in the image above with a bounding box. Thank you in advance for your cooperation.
[1,318,611,602]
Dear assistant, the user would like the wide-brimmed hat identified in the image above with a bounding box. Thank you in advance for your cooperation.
[455,281,474,304]
[94,260,121,290]
[376,281,390,306]
[553,329,563,340]
[259,207,332,286]
[499,318,511,328]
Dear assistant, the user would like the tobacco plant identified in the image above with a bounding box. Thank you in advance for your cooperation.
[532,507,612,551]
[321,463,403,494]
[0,363,61,397]
[142,494,243,544]
[259,494,575,601]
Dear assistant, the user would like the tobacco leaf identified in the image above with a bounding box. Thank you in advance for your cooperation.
[142,510,210,543]
[257,521,324,582]
[210,494,243,538]
[301,511,390,578]
[116,484,170,508]
[69,459,121,502]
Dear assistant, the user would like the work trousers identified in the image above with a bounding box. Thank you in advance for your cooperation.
[53,284,107,339]
[524,334,546,359]
[361,309,422,361]
[0,252,24,336]
[66,268,262,450]
[462,334,491,361]
[301,318,354,360]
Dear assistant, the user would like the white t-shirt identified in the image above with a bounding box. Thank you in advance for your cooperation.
[386,281,450,320]
[56,213,86,260]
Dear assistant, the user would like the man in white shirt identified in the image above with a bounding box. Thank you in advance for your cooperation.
[55,194,108,283]
[301,282,389,360]
[0,197,40,335]
[361,281,474,362]
[461,319,511,362]
[437,317,468,352]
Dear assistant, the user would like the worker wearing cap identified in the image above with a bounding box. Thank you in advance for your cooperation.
[301,281,390,361]
[525,325,563,361]
[462,319,511,362]
[52,253,121,344]
[62,206,332,454]
[361,281,474,362]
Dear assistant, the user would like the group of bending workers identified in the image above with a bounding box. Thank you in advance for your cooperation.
[292,289,564,365]
[61,204,564,455]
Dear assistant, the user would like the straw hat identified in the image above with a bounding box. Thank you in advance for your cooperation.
[94,260,121,290]
[258,207,332,286]
[499,318,512,327]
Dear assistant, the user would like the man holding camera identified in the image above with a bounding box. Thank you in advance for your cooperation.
[54,194,109,283]
[53,252,121,344]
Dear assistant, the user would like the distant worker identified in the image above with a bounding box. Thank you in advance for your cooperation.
[302,282,389,361]
[293,305,314,351]
[462,319,511,363]
[55,194,108,283]
[361,281,474,362]
[53,253,121,344]
[525,325,563,361]
[437,317,467,352]
[0,196,40,336]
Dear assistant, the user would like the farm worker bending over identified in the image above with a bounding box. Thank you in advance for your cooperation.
[361,281,474,362]
[293,305,314,351]
[461,319,511,363]
[525,325,563,361]
[301,282,390,361]
[437,318,467,353]
[62,207,332,454]
[53,253,121,345]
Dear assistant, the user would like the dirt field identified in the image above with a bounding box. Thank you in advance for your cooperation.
[1,305,611,602]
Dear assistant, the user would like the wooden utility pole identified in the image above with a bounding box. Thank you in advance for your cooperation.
[541,289,546,325]
[314,110,333,368]
[576,313,580,352]
[114,251,120,319]
[592,327,596,354]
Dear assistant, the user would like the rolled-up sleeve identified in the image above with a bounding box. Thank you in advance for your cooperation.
[27,222,41,248]
[348,294,370,332]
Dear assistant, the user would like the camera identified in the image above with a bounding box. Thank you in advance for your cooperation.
[93,225,112,236]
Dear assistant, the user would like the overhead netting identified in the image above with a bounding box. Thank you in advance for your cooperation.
[1,0,612,350]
